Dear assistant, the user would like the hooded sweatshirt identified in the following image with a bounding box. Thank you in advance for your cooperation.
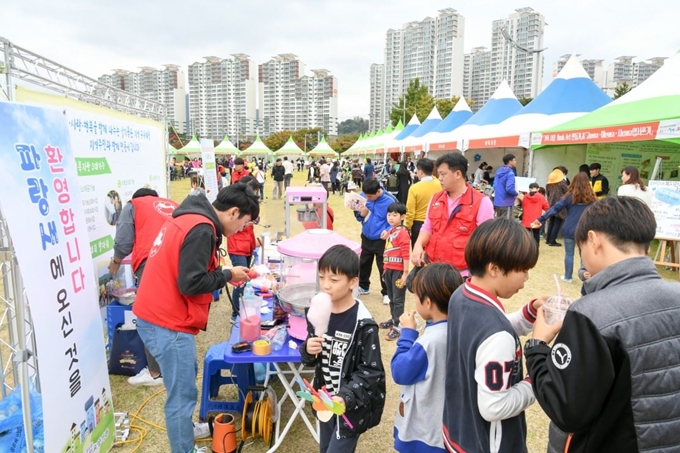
[493,165,518,207]
[521,191,549,228]
[133,195,232,334]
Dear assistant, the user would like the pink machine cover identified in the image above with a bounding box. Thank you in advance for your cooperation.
[277,229,361,259]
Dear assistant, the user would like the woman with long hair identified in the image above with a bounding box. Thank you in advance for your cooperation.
[533,172,598,282]
[396,160,412,204]
[617,166,652,207]
[545,168,569,246]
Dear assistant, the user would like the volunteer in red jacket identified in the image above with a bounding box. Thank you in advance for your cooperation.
[521,182,549,250]
[133,183,259,453]
[411,153,494,275]
[108,188,178,387]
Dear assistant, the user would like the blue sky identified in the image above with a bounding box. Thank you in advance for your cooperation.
[3,1,679,120]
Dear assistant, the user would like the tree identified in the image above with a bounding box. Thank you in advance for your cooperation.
[331,134,359,154]
[434,96,463,120]
[518,97,533,106]
[613,82,632,100]
[263,130,295,151]
[338,117,369,135]
[390,78,435,126]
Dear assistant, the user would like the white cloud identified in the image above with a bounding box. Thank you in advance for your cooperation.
[2,1,679,121]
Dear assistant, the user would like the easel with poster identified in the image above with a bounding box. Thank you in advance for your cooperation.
[648,180,680,278]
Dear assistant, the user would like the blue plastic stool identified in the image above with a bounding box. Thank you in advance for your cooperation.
[199,342,255,421]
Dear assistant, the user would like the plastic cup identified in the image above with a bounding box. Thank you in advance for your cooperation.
[240,295,262,342]
[543,295,573,325]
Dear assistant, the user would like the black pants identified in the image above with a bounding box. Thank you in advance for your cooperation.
[411,220,424,249]
[359,234,387,295]
[319,417,358,453]
[526,227,540,248]
[546,217,564,244]
[384,268,406,324]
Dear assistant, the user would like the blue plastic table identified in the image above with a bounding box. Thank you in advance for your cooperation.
[199,304,319,452]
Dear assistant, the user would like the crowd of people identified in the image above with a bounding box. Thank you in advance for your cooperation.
[112,150,678,453]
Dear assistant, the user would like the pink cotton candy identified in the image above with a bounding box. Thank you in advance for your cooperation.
[307,292,332,337]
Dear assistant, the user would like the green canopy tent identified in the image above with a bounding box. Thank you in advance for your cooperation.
[214,135,240,156]
[242,136,274,158]
[274,136,306,158]
[308,136,339,158]
[531,51,680,184]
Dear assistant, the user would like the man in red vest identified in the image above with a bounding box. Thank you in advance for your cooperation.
[411,153,494,276]
[109,188,178,387]
[133,183,259,453]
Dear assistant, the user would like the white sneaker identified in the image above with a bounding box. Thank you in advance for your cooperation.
[189,446,208,453]
[127,368,163,386]
[382,295,391,305]
[193,422,210,440]
[560,276,573,283]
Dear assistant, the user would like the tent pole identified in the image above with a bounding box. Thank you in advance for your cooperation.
[651,157,663,181]
[527,147,534,178]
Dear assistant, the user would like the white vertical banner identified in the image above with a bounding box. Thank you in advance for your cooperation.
[201,139,218,202]
[0,102,115,452]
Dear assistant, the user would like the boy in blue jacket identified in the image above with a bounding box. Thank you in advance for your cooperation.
[493,153,518,219]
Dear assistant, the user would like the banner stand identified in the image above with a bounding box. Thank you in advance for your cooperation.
[653,237,680,280]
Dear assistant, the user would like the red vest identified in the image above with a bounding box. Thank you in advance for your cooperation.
[133,213,219,334]
[129,197,178,272]
[425,186,484,270]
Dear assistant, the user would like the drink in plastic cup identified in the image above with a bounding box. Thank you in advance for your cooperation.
[240,296,262,342]
[543,295,573,325]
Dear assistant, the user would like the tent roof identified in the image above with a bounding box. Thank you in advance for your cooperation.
[408,107,443,138]
[463,80,522,127]
[178,135,201,154]
[243,136,273,155]
[393,114,421,140]
[430,97,474,133]
[274,136,305,156]
[535,51,680,146]
[309,136,338,157]
[214,135,239,154]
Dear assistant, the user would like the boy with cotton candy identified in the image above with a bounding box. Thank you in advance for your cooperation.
[301,245,386,453]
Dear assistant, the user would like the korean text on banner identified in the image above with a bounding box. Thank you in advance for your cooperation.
[0,102,115,453]
[649,180,680,241]
[201,139,218,203]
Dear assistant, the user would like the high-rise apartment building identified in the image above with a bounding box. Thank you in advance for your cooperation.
[580,59,606,88]
[463,47,492,112]
[369,64,385,131]
[99,65,187,132]
[258,54,338,137]
[605,56,635,87]
[373,9,465,131]
[633,57,666,87]
[187,54,257,141]
[490,7,546,101]
[552,54,580,78]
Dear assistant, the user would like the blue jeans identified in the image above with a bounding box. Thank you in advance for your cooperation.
[136,318,197,453]
[229,254,252,317]
[564,238,576,280]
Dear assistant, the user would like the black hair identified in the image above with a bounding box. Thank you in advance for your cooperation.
[212,182,260,219]
[557,166,568,175]
[276,158,282,162]
[416,158,434,175]
[366,158,372,164]
[589,162,601,170]
[318,245,359,279]
[387,202,406,215]
[132,188,159,199]
[238,175,261,192]
[529,182,540,189]
[412,263,463,314]
[479,161,488,169]
[575,197,656,253]
[234,157,245,165]
[362,178,381,195]
[435,152,468,176]
[579,164,590,173]
[466,218,538,277]
[503,154,516,165]
[284,156,288,160]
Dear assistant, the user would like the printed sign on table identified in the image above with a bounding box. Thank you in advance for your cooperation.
[201,139,218,202]
[0,102,114,452]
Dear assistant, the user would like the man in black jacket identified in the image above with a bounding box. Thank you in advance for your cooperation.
[271,158,285,200]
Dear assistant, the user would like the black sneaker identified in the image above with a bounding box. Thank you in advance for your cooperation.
[548,242,562,247]
[379,319,395,329]
[385,327,401,341]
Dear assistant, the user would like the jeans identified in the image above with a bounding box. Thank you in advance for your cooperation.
[319,417,358,453]
[136,318,198,453]
[228,254,252,317]
[135,263,161,376]
[564,238,575,280]
[547,217,564,244]
[284,173,292,188]
[359,235,387,296]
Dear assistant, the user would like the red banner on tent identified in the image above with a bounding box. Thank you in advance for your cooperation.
[539,122,660,145]
[429,140,458,151]
[468,135,521,149]
[387,146,401,153]
[404,144,423,153]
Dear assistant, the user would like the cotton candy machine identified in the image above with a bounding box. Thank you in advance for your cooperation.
[276,229,361,340]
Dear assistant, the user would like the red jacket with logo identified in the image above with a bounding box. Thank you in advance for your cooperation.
[129,197,178,272]
[425,187,484,270]
[227,224,257,257]
[383,226,411,272]
[133,213,219,334]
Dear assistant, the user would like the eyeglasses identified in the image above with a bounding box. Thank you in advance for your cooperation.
[246,216,260,226]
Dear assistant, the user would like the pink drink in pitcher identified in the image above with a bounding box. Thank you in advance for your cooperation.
[240,316,261,342]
